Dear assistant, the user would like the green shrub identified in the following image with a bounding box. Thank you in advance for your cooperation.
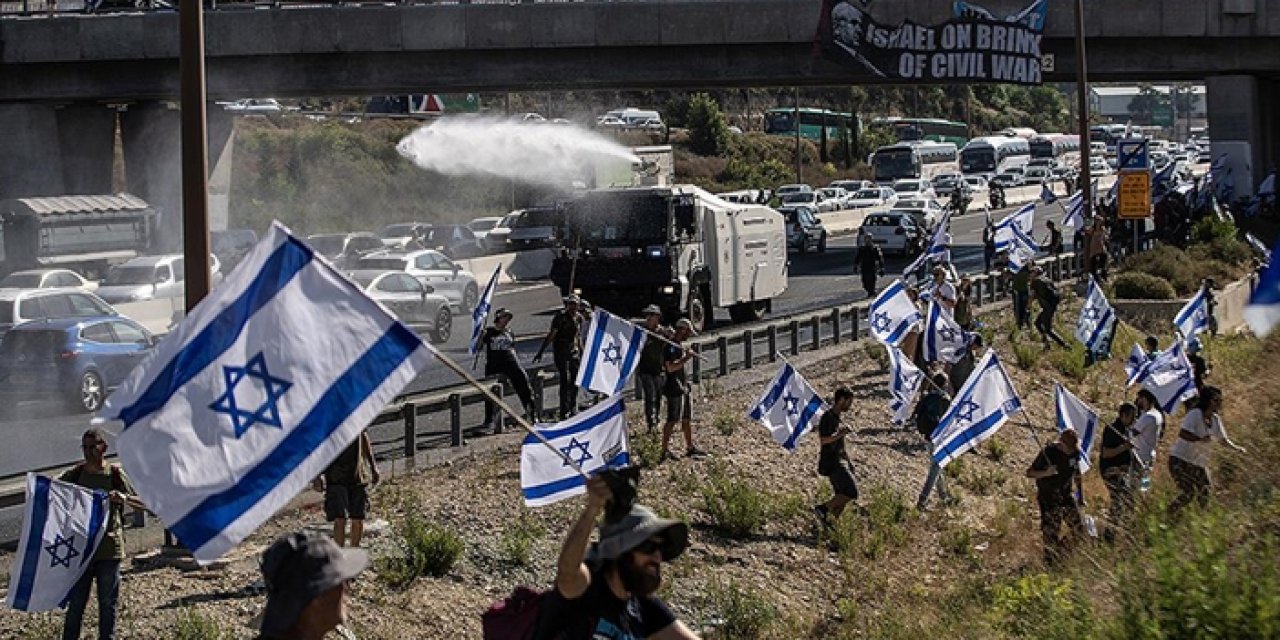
[711,408,740,437]
[703,580,778,639]
[173,608,228,640]
[630,427,664,468]
[1013,341,1042,370]
[1112,272,1176,300]
[1189,237,1253,267]
[686,93,730,156]
[826,486,911,560]
[986,437,1009,463]
[990,574,1095,640]
[379,513,465,587]
[941,521,974,558]
[498,513,546,567]
[1047,339,1088,383]
[701,463,769,539]
[1191,216,1238,245]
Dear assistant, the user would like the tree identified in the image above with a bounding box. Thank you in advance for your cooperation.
[1127,84,1164,125]
[686,93,731,156]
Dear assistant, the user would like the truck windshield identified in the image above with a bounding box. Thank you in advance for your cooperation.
[566,193,668,245]
[104,266,156,286]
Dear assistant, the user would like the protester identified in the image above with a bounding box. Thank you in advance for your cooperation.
[815,386,858,524]
[1025,428,1084,565]
[1186,337,1210,392]
[535,295,587,420]
[929,266,957,310]
[256,531,368,640]
[59,428,137,640]
[659,319,703,462]
[949,334,983,394]
[1130,389,1164,491]
[535,477,697,639]
[983,223,997,273]
[1088,218,1110,280]
[953,277,974,330]
[1143,335,1161,360]
[1042,220,1064,256]
[1029,264,1068,349]
[1168,386,1247,514]
[479,308,536,431]
[1098,403,1138,543]
[636,305,672,431]
[914,374,953,511]
[313,430,379,548]
[1010,259,1032,330]
[854,234,884,297]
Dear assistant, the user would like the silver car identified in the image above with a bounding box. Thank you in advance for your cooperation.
[347,270,454,344]
[95,254,223,305]
[356,249,480,312]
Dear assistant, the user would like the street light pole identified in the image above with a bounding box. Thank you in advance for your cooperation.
[1073,0,1092,222]
[180,0,211,310]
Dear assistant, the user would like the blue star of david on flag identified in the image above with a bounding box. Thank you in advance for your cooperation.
[44,534,78,569]
[1083,307,1101,321]
[601,341,622,366]
[783,393,800,415]
[559,437,593,467]
[209,352,293,438]
[954,400,981,426]
[939,326,958,343]
[872,312,892,333]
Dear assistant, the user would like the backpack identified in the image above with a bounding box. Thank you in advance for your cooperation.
[65,463,127,493]
[482,586,549,640]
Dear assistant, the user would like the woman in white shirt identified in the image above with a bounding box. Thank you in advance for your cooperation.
[1167,387,1247,514]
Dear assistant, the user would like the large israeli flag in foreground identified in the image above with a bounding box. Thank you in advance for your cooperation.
[469,265,502,355]
[748,363,827,451]
[932,350,1023,467]
[576,308,647,396]
[887,346,923,425]
[6,475,109,612]
[1245,234,1280,338]
[1054,385,1099,474]
[100,223,433,563]
[521,396,630,507]
[1173,285,1212,341]
[869,279,922,347]
[1075,277,1116,359]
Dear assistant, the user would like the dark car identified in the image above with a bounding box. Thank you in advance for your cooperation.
[0,316,155,412]
[211,229,259,273]
[778,205,828,253]
[506,207,564,251]
[306,232,387,268]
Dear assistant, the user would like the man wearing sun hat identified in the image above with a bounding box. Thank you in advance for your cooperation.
[255,531,368,640]
[535,477,697,639]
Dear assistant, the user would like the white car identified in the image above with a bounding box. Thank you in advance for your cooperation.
[830,179,872,193]
[0,288,118,337]
[780,191,822,209]
[816,187,850,212]
[95,254,223,305]
[892,179,935,200]
[848,187,898,209]
[892,198,946,229]
[467,216,504,253]
[1088,160,1113,176]
[224,98,283,114]
[356,249,480,312]
[347,270,455,344]
[483,212,522,254]
[1023,166,1052,185]
[596,116,626,129]
[775,184,813,198]
[0,269,94,291]
[857,212,925,255]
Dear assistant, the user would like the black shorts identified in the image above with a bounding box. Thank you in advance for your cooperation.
[826,464,858,500]
[665,393,692,423]
[324,484,369,521]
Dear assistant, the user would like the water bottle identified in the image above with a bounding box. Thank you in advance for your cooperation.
[1083,514,1098,539]
[1140,471,1152,493]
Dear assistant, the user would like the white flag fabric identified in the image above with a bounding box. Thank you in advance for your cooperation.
[932,350,1023,467]
[993,202,1036,252]
[1173,285,1211,341]
[6,475,110,612]
[923,301,967,364]
[1245,232,1273,265]
[887,346,923,425]
[1075,276,1116,358]
[869,279,922,347]
[469,265,502,355]
[1061,191,1084,229]
[1245,235,1280,337]
[99,223,433,563]
[1132,341,1197,413]
[747,363,827,450]
[1006,226,1039,274]
[1124,343,1151,386]
[1054,385,1099,474]
[901,214,952,277]
[575,308,647,396]
[520,396,630,507]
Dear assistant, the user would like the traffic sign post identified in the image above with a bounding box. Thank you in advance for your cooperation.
[1116,138,1150,171]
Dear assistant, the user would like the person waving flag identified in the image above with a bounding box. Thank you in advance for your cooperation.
[931,350,1023,467]
[1173,283,1212,342]
[6,475,110,612]
[1075,276,1116,362]
[469,265,502,355]
[1054,385,1099,473]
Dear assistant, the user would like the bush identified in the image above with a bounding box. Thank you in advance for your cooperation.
[1191,216,1238,245]
[703,580,778,639]
[990,574,1095,640]
[701,463,770,539]
[686,93,731,156]
[1012,341,1042,370]
[379,513,464,587]
[1112,272,1176,300]
[1046,340,1088,383]
[826,486,912,560]
[711,408,740,436]
[173,608,228,640]
[498,513,546,567]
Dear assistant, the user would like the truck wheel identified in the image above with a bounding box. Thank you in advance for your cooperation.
[688,287,713,333]
[728,300,767,323]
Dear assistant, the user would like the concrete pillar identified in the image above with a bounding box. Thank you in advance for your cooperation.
[1206,75,1263,195]
[0,104,66,199]
[56,104,117,196]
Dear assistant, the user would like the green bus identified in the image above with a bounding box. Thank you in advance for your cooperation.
[764,108,857,142]
[870,117,969,147]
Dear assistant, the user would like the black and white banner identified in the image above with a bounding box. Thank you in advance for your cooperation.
[817,0,1049,85]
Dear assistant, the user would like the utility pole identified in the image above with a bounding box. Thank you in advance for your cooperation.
[1073,0,1092,222]
[794,87,802,184]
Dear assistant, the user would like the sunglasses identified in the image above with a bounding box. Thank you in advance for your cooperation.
[633,537,665,555]
[81,442,105,450]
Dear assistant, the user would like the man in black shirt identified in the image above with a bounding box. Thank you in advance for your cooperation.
[1098,403,1138,544]
[815,386,857,525]
[479,308,536,431]
[1026,428,1084,565]
[636,305,672,431]
[1042,220,1064,256]
[854,234,884,297]
[535,477,697,640]
[913,374,953,511]
[659,319,701,462]
[535,295,587,420]
[1029,265,1068,349]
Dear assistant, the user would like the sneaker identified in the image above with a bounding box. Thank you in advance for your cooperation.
[685,447,708,459]
[813,504,831,527]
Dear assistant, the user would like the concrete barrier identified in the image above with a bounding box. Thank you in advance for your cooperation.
[1111,274,1256,334]
[457,248,556,284]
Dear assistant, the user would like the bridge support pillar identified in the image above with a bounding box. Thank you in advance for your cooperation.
[0,104,67,199]
[1206,75,1280,194]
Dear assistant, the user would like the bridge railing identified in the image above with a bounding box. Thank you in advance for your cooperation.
[0,0,602,17]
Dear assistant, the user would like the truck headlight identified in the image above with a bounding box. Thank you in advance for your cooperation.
[660,285,675,294]
[573,288,582,295]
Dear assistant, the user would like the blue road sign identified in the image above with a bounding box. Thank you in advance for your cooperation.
[1117,138,1149,171]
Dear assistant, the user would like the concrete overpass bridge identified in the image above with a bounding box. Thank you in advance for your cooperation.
[1,0,1279,207]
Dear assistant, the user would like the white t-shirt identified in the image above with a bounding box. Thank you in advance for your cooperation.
[931,281,957,306]
[1170,408,1236,468]
[1130,409,1164,468]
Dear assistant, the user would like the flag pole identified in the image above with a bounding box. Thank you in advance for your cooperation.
[425,345,589,479]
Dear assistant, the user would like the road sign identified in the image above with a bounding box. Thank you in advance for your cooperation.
[1118,171,1151,219]
[1117,138,1149,171]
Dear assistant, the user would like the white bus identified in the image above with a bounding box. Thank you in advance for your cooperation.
[999,127,1039,139]
[1029,134,1082,169]
[959,136,1031,176]
[871,141,959,183]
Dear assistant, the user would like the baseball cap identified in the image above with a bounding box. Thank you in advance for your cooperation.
[259,532,368,635]
[563,295,582,305]
[675,318,697,335]
[493,307,514,321]
[642,304,663,316]
[591,505,689,562]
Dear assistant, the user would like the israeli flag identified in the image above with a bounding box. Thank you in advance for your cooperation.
[994,203,1036,252]
[869,279,923,348]
[6,475,110,612]
[1106,176,1120,203]
[747,363,827,450]
[1151,162,1177,198]
[100,223,433,563]
[932,350,1023,467]
[520,396,629,507]
[1210,152,1228,174]
[1219,168,1236,202]
[1039,183,1058,205]
[1132,341,1198,412]
[1061,191,1084,229]
[469,265,502,355]
[1245,233,1280,338]
[902,214,952,277]
[1054,385,1098,474]
[923,301,967,364]
[1259,171,1277,198]
[1075,277,1116,359]
[1246,232,1273,264]
[575,308,647,397]
[1006,227,1039,274]
[1124,343,1152,386]
[887,346,923,425]
[1173,285,1211,341]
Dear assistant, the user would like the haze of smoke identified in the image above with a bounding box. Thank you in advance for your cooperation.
[396,116,640,187]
